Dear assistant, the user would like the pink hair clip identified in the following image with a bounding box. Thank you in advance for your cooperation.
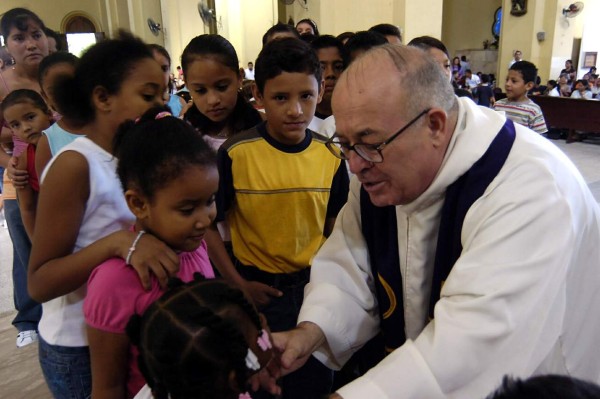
[257,329,272,352]
[239,392,253,399]
[155,111,172,119]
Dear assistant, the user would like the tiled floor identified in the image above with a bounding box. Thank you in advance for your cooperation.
[0,138,599,398]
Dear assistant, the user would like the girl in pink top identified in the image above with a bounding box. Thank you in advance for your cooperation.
[84,107,218,398]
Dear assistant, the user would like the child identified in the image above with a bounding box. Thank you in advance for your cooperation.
[148,44,187,118]
[84,107,217,399]
[1,89,53,239]
[309,35,345,138]
[128,278,276,399]
[476,74,495,108]
[36,51,85,176]
[494,61,548,135]
[205,37,349,398]
[27,31,178,399]
[181,34,262,152]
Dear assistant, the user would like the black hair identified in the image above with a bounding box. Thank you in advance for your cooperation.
[53,30,154,125]
[509,60,537,84]
[180,34,261,135]
[127,278,263,399]
[547,79,557,88]
[181,34,239,75]
[254,37,321,94]
[1,88,51,117]
[38,51,79,87]
[43,28,61,51]
[114,106,216,200]
[0,46,13,69]
[344,31,387,62]
[481,74,490,84]
[368,23,402,42]
[312,34,345,55]
[299,33,317,45]
[336,31,355,43]
[296,18,319,36]
[261,23,300,46]
[486,375,600,399]
[0,8,47,39]
[148,43,171,66]
[407,35,449,59]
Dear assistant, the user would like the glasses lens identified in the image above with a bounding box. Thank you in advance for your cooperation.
[355,144,382,163]
[326,141,348,160]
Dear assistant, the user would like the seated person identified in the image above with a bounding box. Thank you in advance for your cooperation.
[570,79,593,100]
[545,79,560,97]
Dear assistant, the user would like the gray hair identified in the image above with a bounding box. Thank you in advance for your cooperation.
[368,44,457,118]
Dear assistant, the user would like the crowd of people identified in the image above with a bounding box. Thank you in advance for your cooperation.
[0,6,599,399]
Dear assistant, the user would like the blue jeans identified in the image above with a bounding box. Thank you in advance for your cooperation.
[39,336,92,399]
[4,199,41,332]
[238,266,333,399]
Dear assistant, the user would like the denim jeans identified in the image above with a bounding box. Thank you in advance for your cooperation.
[4,199,41,332]
[39,336,92,399]
[238,266,333,399]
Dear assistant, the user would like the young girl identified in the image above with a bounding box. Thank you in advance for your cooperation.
[148,44,188,118]
[28,31,178,398]
[128,278,276,399]
[181,34,262,152]
[84,106,218,399]
[0,7,49,348]
[36,51,85,176]
[1,89,53,239]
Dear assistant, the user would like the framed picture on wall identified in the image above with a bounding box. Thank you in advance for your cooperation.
[583,52,597,68]
[510,0,527,16]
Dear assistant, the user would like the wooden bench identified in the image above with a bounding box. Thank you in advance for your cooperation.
[529,95,600,143]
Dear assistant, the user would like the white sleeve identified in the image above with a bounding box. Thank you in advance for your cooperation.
[336,162,580,398]
[298,177,380,369]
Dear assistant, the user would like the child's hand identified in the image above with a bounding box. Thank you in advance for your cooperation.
[7,156,28,188]
[127,232,180,290]
[242,281,283,306]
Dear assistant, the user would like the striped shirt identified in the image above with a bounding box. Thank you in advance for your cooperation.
[494,98,548,134]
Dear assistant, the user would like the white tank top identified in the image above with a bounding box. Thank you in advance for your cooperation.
[38,137,134,347]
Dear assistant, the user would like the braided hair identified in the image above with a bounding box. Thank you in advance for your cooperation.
[127,277,263,399]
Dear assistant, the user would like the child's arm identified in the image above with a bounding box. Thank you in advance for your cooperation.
[87,327,129,399]
[35,134,52,179]
[28,151,180,303]
[15,152,37,240]
[489,95,495,107]
[205,226,282,306]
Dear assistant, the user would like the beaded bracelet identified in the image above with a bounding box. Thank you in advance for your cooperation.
[126,230,146,265]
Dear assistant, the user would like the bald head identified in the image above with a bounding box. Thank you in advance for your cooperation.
[333,44,456,120]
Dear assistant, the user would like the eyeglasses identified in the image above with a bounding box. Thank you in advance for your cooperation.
[326,109,431,163]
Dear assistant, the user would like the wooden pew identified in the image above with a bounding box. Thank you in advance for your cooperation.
[529,95,600,143]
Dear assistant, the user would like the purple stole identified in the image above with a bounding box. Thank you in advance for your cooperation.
[360,119,516,353]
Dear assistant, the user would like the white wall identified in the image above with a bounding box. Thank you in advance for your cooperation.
[577,0,599,79]
[160,0,276,74]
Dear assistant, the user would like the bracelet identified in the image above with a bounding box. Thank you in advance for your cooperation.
[125,230,146,265]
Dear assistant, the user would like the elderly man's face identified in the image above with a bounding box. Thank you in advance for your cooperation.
[332,53,447,206]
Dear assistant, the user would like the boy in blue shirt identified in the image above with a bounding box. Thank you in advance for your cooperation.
[206,37,349,399]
